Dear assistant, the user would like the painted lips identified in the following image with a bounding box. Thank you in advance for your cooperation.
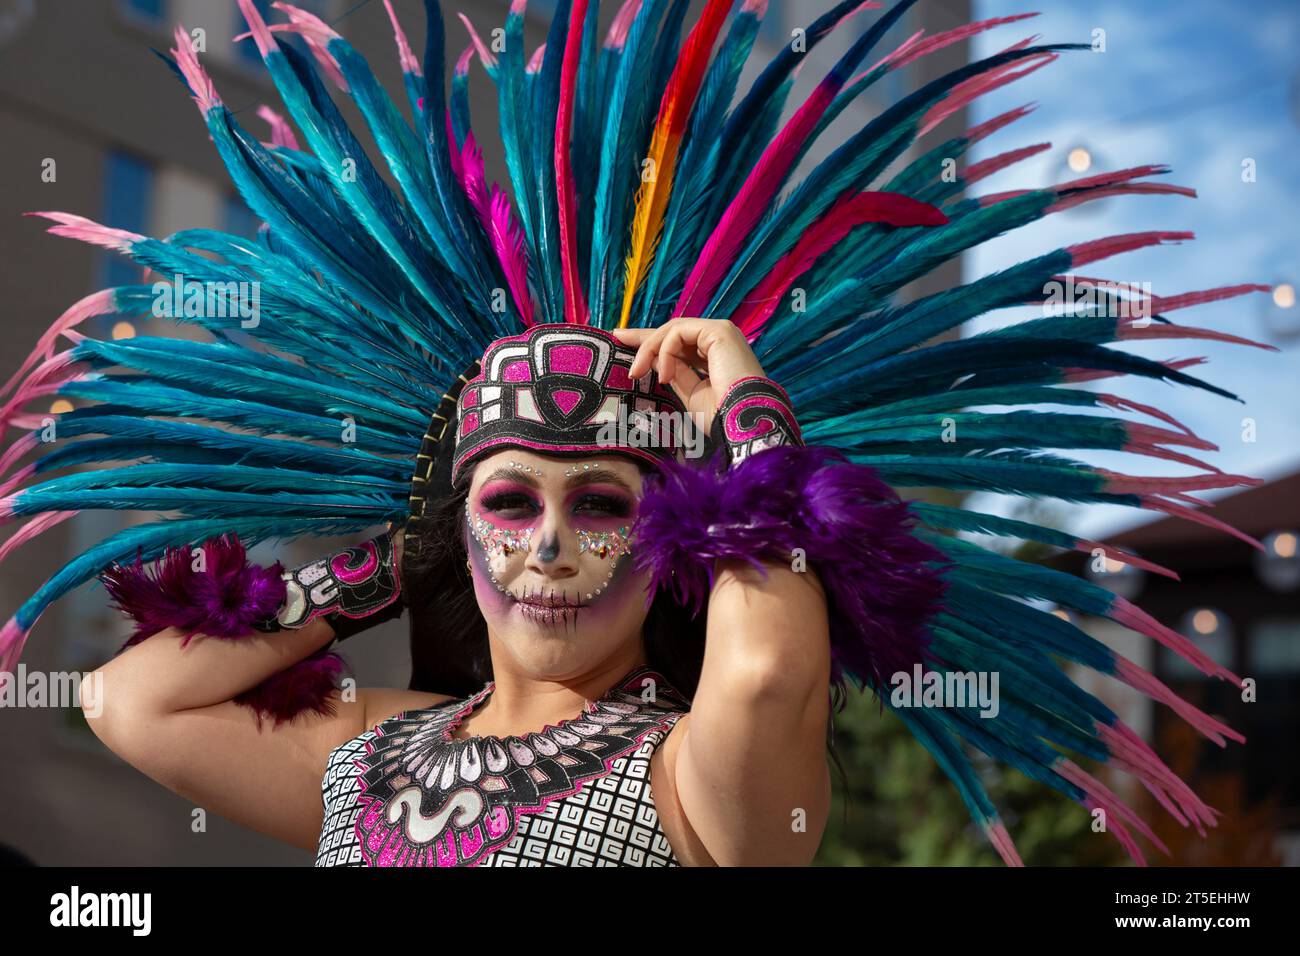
[513,588,585,608]
[513,590,587,625]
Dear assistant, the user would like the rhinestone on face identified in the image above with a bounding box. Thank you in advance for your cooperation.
[576,525,632,561]
[468,507,534,562]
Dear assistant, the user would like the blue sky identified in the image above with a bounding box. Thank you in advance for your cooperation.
[961,0,1299,537]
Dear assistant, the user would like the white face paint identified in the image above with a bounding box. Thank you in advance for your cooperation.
[463,449,652,678]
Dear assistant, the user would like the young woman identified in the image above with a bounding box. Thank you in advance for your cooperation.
[0,0,1260,866]
[86,320,837,867]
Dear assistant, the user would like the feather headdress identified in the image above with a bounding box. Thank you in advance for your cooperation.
[0,0,1271,865]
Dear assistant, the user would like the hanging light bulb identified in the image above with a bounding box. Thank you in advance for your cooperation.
[1168,607,1235,678]
[1256,530,1300,592]
[1258,278,1300,342]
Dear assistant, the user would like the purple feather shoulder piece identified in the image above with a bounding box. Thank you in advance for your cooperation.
[633,446,949,699]
[99,533,348,727]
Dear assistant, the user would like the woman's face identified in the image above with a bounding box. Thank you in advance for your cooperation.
[462,448,652,678]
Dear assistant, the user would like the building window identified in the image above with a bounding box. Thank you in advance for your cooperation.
[1252,617,1300,674]
[118,0,166,24]
[98,151,153,291]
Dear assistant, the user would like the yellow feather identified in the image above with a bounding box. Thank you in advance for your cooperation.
[617,126,684,328]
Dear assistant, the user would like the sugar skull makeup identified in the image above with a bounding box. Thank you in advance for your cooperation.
[465,473,639,624]
[466,507,634,601]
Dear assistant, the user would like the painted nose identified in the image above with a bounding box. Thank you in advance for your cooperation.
[525,520,578,578]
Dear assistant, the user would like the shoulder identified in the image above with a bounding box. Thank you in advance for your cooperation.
[316,687,459,782]
[358,687,457,733]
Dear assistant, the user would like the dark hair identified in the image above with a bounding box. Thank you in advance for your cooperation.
[402,473,706,702]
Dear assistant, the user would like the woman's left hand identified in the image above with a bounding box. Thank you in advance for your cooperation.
[611,318,765,423]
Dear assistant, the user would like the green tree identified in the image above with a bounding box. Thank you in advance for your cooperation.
[815,687,1127,866]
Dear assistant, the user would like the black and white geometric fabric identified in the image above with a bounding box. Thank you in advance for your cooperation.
[315,666,689,867]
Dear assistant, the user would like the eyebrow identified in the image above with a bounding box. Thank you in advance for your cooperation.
[477,466,635,494]
[564,468,634,493]
[480,467,541,488]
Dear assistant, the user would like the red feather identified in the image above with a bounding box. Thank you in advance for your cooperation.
[734,191,948,336]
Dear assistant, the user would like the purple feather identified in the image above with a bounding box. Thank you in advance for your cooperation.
[235,649,349,729]
[633,446,949,698]
[99,533,348,726]
[100,532,287,646]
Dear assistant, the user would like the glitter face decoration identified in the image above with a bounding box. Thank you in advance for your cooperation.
[576,526,632,602]
[466,508,634,604]
[464,468,642,629]
[468,509,534,561]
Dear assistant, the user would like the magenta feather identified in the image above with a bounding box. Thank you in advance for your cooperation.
[489,188,536,326]
[235,648,349,729]
[451,118,535,326]
[100,532,287,646]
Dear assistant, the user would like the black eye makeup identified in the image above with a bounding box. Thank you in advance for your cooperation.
[572,492,633,518]
[475,480,636,530]
[478,484,541,522]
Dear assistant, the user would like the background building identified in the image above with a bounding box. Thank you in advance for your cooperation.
[1054,469,1300,865]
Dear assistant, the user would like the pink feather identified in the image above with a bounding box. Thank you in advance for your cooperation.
[604,0,643,50]
[383,0,422,75]
[920,51,1057,136]
[169,25,221,112]
[232,3,348,93]
[963,142,1050,185]
[0,512,78,565]
[256,105,300,150]
[1067,231,1194,269]
[527,43,547,74]
[0,289,115,399]
[28,211,142,252]
[448,117,534,325]
[457,13,497,71]
[965,103,1036,144]
[878,13,1040,73]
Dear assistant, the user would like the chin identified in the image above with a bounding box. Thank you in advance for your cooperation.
[489,610,637,677]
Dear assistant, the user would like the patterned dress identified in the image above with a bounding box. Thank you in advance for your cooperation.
[315,665,690,866]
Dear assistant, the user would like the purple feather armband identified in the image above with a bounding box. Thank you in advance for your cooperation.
[632,446,949,697]
[99,533,348,727]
